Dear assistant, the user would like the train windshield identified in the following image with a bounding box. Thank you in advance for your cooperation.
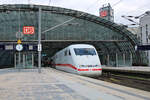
[74,48,96,55]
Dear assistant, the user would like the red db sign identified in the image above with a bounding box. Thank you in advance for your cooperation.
[100,11,107,17]
[23,26,35,34]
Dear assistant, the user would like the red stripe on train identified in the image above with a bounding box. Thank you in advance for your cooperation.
[55,64,77,70]
[78,69,89,71]
[92,69,102,71]
[55,64,102,71]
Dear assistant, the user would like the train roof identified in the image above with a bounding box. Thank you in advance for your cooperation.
[68,44,95,48]
[52,44,96,58]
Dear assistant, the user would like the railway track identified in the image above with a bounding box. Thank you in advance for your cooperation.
[98,72,150,92]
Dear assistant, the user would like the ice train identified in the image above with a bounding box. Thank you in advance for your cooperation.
[51,44,102,77]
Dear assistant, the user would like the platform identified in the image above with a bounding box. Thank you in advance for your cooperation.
[102,66,150,74]
[0,68,150,100]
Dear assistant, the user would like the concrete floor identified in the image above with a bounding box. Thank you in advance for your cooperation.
[0,68,150,100]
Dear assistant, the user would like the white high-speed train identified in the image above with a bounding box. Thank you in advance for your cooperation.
[51,44,102,77]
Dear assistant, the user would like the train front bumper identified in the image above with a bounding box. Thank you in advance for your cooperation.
[77,69,102,77]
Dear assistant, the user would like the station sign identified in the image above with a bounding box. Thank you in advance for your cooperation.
[0,44,37,51]
[17,39,22,44]
[38,44,42,52]
[23,26,35,34]
[16,32,23,39]
[5,45,13,50]
[16,44,23,52]
[29,45,33,50]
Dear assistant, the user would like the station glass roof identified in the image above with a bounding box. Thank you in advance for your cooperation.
[0,4,147,66]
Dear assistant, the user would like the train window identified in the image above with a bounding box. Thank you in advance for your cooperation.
[74,48,96,55]
[69,50,71,56]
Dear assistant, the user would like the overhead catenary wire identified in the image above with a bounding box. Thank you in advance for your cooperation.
[124,3,150,15]
[112,0,123,7]
[120,2,150,25]
[42,0,101,34]
[120,2,150,26]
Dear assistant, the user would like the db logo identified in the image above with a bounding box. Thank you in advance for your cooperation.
[23,26,35,34]
[100,11,107,17]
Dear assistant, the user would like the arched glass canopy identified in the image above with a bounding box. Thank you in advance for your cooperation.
[0,4,147,67]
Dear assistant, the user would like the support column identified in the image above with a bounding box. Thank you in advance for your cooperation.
[18,52,21,70]
[25,54,27,66]
[148,51,150,66]
[32,53,34,68]
[14,53,16,68]
[107,54,110,66]
[23,54,25,68]
[123,53,125,66]
[38,7,42,73]
[130,52,133,66]
[116,53,118,67]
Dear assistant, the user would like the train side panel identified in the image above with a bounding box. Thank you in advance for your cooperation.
[54,48,77,74]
